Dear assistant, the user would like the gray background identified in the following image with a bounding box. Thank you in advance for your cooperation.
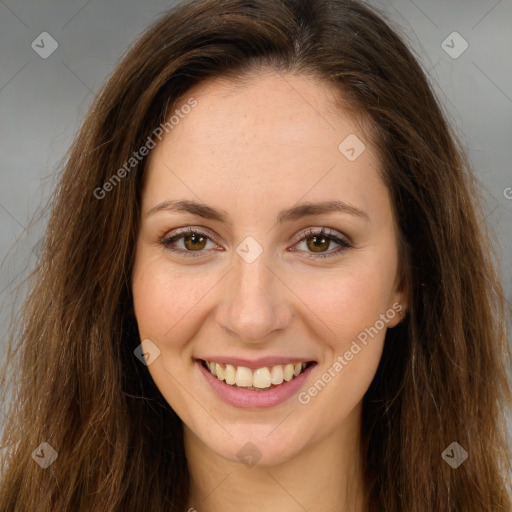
[0,0,511,424]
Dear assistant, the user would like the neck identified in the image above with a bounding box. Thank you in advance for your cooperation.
[184,404,367,512]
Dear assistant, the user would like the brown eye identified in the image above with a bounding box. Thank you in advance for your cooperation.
[160,228,218,258]
[291,228,352,259]
[305,234,330,253]
[183,233,207,251]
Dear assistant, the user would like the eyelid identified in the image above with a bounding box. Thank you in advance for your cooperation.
[162,226,223,246]
[287,227,352,259]
[290,226,351,246]
[159,226,223,258]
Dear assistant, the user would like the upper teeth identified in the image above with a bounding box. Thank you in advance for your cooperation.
[205,361,308,389]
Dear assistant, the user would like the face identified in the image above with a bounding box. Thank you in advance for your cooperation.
[132,70,406,467]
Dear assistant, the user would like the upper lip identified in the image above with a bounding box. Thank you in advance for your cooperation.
[197,356,316,369]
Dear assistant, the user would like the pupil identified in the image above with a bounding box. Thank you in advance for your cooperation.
[185,234,206,250]
[309,235,328,252]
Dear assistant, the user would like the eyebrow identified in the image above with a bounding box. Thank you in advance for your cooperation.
[146,199,369,224]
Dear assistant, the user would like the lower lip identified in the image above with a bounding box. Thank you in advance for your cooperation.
[197,360,317,409]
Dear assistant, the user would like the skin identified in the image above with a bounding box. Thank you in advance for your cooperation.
[132,69,407,512]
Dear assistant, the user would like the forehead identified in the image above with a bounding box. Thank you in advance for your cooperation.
[143,71,389,225]
[168,70,364,150]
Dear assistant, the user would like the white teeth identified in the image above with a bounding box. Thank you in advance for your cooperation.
[204,360,310,389]
[224,364,236,385]
[216,363,224,381]
[283,363,294,382]
[253,367,272,388]
[270,365,283,385]
[235,366,253,387]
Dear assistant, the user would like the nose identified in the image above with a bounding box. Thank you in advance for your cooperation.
[215,250,293,342]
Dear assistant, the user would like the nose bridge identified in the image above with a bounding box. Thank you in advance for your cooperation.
[216,248,290,341]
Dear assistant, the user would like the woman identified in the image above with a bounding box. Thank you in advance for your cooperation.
[1,0,511,510]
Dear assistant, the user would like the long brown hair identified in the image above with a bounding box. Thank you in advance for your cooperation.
[1,0,511,510]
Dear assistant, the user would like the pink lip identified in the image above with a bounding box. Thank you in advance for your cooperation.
[196,359,317,409]
[197,356,315,370]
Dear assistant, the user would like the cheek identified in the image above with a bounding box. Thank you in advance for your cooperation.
[289,261,395,341]
[293,270,389,423]
[132,253,214,344]
[287,255,395,390]
[131,254,210,417]
[322,274,388,375]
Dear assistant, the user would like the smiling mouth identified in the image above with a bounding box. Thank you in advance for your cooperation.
[201,359,316,391]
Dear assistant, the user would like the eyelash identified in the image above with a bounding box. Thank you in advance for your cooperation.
[159,227,352,259]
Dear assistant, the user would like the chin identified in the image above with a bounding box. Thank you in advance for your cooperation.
[199,423,306,468]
